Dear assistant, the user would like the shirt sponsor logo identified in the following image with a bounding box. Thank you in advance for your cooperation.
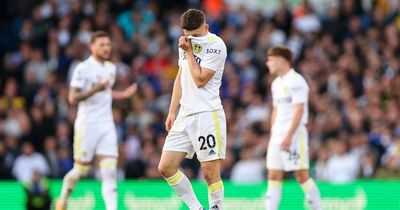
[276,97,292,104]
[206,48,222,54]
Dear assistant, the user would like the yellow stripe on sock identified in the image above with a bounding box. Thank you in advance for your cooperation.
[73,128,82,160]
[212,111,221,158]
[74,163,90,174]
[301,178,315,193]
[268,180,282,189]
[165,170,184,186]
[208,180,224,193]
[299,128,306,168]
[99,159,117,170]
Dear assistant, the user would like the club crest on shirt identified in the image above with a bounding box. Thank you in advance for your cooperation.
[109,73,115,82]
[283,86,289,94]
[193,43,202,54]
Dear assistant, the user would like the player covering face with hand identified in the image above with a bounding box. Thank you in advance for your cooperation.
[158,9,227,210]
[265,46,322,210]
[56,31,138,210]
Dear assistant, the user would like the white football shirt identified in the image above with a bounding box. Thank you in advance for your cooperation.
[178,32,227,116]
[70,56,116,124]
[271,69,309,133]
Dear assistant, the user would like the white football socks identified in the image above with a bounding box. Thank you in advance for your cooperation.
[301,178,322,210]
[208,180,224,209]
[165,170,203,210]
[99,158,118,210]
[266,180,282,210]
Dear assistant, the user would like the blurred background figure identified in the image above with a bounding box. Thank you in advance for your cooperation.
[230,146,265,183]
[325,138,359,183]
[24,170,52,210]
[12,142,49,182]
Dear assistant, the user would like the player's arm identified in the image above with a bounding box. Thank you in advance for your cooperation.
[68,83,107,105]
[270,105,277,129]
[112,83,138,100]
[286,103,304,139]
[185,51,215,88]
[68,64,109,105]
[281,103,304,150]
[165,68,182,131]
[281,79,308,150]
[179,37,215,88]
[169,68,183,114]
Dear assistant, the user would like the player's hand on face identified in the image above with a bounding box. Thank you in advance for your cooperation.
[280,135,292,151]
[165,113,176,132]
[124,83,138,97]
[178,36,192,52]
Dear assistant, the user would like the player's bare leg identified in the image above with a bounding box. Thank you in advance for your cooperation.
[201,159,223,209]
[97,155,118,210]
[56,160,91,210]
[266,170,284,210]
[295,169,322,210]
[158,151,204,210]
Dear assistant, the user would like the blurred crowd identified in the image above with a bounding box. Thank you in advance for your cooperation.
[1,0,400,184]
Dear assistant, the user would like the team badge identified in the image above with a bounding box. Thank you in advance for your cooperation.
[283,86,289,93]
[193,44,202,54]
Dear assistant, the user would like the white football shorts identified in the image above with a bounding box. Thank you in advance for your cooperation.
[267,125,309,171]
[163,110,227,162]
[73,122,118,162]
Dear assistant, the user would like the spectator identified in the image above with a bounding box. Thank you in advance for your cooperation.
[0,141,10,179]
[314,145,330,181]
[57,147,73,177]
[12,142,49,182]
[231,146,265,183]
[43,136,59,178]
[2,135,19,179]
[326,138,359,183]
[24,170,52,210]
[375,136,400,178]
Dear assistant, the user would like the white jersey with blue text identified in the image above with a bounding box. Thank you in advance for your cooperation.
[70,56,116,124]
[267,69,310,171]
[271,69,309,136]
[178,32,227,116]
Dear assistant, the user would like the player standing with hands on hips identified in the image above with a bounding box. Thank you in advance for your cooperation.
[265,46,322,210]
[158,9,227,210]
[56,31,138,210]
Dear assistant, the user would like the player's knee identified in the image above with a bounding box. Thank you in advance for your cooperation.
[268,172,283,181]
[201,165,217,184]
[99,158,117,180]
[294,171,309,183]
[158,163,174,178]
[74,163,91,177]
[99,158,117,171]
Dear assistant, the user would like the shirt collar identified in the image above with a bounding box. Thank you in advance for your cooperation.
[188,32,211,44]
[280,68,294,80]
[88,56,105,66]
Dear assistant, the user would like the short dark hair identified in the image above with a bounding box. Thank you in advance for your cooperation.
[90,31,110,44]
[267,46,293,64]
[181,9,205,30]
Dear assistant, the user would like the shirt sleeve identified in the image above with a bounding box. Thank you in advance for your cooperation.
[109,63,117,87]
[178,48,184,68]
[290,77,309,104]
[200,40,227,72]
[271,80,278,106]
[70,64,86,89]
